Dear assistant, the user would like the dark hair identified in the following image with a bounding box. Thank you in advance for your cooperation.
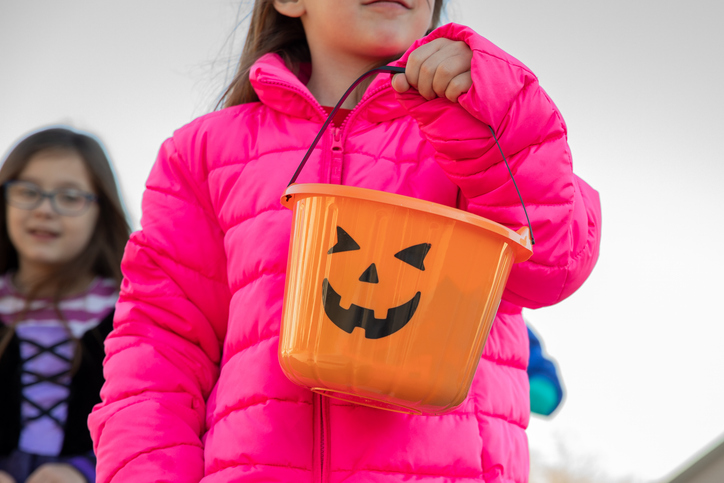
[218,0,445,108]
[0,127,130,298]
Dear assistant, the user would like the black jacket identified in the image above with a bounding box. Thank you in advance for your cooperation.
[0,311,113,456]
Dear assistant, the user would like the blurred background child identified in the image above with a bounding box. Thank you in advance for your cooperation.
[0,127,130,483]
[527,323,564,417]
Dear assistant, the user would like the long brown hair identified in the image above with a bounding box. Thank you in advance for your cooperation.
[218,0,445,108]
[0,127,130,299]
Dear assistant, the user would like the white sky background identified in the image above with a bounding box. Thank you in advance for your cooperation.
[1,1,723,481]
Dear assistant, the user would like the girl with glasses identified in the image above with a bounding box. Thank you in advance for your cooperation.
[0,127,130,483]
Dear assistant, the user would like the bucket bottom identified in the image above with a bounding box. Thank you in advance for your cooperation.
[311,388,423,415]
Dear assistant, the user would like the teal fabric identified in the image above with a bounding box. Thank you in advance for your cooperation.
[527,325,564,416]
[529,376,559,416]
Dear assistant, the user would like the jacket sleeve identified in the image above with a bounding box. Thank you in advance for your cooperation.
[88,135,231,483]
[395,23,601,308]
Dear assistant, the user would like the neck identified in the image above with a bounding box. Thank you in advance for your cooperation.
[14,263,95,298]
[306,50,391,109]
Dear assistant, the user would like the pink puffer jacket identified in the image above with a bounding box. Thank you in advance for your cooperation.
[90,24,600,483]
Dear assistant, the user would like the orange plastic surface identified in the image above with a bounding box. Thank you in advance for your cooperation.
[279,184,533,415]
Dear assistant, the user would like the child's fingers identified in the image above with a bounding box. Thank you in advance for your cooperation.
[417,47,457,100]
[405,39,472,101]
[444,71,472,103]
[404,39,447,91]
[430,51,472,100]
[391,73,411,93]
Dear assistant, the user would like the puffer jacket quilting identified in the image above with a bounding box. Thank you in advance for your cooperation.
[90,23,601,483]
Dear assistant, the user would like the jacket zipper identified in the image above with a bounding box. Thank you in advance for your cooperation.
[325,82,394,185]
[259,77,397,186]
[313,393,331,483]
[330,127,344,184]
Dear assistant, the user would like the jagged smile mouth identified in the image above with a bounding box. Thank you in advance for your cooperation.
[322,278,420,339]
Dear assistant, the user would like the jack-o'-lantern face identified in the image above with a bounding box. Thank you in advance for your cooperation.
[322,226,431,339]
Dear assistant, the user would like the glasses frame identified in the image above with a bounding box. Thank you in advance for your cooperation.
[3,180,98,217]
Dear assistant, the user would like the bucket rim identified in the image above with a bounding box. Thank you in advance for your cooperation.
[281,183,533,262]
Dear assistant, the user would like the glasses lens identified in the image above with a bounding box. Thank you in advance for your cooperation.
[54,190,90,215]
[5,182,94,216]
[6,182,41,208]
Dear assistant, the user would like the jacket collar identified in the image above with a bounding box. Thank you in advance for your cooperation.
[249,53,407,125]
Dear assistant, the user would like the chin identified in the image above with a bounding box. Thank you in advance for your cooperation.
[22,249,72,267]
[363,28,420,51]
[362,42,410,62]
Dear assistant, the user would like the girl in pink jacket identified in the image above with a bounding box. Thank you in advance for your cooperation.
[90,1,601,482]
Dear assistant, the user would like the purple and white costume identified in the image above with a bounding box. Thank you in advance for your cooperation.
[0,275,117,483]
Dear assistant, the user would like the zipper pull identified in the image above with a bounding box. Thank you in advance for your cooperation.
[330,127,344,184]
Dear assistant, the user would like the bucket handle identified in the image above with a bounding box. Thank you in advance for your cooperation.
[286,65,535,245]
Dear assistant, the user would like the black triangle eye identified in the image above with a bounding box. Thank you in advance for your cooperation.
[328,226,361,254]
[394,243,431,271]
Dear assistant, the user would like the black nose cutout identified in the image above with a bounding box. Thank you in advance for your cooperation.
[359,263,379,284]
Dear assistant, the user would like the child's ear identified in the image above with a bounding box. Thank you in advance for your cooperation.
[273,0,306,18]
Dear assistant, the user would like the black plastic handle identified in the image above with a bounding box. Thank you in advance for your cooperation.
[287,66,404,186]
[286,64,534,245]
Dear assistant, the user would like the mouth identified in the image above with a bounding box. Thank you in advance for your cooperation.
[322,278,420,340]
[27,228,60,240]
[363,0,411,8]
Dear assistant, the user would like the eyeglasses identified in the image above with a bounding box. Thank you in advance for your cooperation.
[4,180,98,216]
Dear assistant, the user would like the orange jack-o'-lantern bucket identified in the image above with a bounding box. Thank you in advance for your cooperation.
[278,67,534,415]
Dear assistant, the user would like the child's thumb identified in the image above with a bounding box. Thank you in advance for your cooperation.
[391,73,411,93]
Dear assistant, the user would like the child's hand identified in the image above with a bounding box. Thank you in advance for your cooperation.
[26,464,85,483]
[0,470,16,483]
[392,38,473,103]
